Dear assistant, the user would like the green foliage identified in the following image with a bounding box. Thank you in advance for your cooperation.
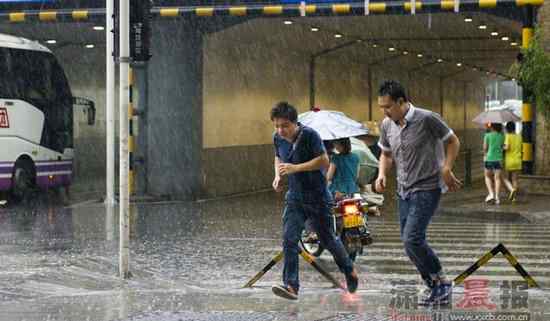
[515,27,550,121]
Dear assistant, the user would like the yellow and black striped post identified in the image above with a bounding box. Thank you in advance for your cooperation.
[243,251,284,288]
[454,243,539,288]
[521,6,535,174]
[499,244,539,288]
[299,249,344,289]
[243,249,343,289]
[454,243,501,286]
[128,67,135,195]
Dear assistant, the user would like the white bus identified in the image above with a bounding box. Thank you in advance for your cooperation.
[0,33,94,201]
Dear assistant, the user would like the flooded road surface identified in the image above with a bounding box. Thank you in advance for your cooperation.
[0,191,549,321]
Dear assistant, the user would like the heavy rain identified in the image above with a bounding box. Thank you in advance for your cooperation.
[0,0,549,321]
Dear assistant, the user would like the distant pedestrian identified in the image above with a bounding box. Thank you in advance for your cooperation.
[502,122,522,202]
[483,123,505,204]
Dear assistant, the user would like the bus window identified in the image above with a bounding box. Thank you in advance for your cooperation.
[0,48,16,99]
[51,59,73,149]
[16,50,54,104]
[8,48,73,152]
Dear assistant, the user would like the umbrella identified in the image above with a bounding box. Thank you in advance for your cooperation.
[350,137,379,168]
[298,110,369,140]
[472,109,521,125]
[350,137,379,186]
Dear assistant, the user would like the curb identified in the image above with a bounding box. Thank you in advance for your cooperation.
[437,206,529,223]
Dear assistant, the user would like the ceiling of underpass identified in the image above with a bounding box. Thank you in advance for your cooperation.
[0,10,522,79]
[215,12,522,78]
[0,22,103,49]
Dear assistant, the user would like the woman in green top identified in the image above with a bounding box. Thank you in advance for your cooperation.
[502,122,522,202]
[483,123,505,204]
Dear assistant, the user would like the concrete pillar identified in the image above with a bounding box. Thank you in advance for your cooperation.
[147,19,203,199]
[536,1,550,175]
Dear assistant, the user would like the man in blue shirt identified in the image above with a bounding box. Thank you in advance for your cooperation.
[271,102,358,300]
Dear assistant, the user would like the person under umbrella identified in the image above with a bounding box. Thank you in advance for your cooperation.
[298,109,369,141]
[327,137,360,199]
[298,109,369,199]
[502,122,522,202]
[483,123,505,204]
[472,109,521,126]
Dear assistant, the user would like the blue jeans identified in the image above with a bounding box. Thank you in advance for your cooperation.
[282,192,354,292]
[398,189,442,282]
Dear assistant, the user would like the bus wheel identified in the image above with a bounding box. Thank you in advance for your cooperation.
[11,159,36,203]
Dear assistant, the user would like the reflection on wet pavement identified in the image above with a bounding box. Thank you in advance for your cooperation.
[0,191,549,321]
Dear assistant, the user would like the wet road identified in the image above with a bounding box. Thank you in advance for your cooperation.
[0,192,549,321]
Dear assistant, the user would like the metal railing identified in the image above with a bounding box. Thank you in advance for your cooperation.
[454,148,484,188]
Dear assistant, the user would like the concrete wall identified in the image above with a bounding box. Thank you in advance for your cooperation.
[202,20,312,197]
[314,57,369,121]
[53,16,489,200]
[202,22,310,148]
[539,2,550,52]
[146,20,203,199]
[536,3,550,176]
[55,20,206,200]
[201,18,486,198]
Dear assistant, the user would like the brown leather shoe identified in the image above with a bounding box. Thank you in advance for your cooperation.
[272,285,298,300]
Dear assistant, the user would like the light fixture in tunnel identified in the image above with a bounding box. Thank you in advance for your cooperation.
[311,27,319,32]
[437,58,443,63]
[473,67,478,71]
[46,39,56,44]
[501,36,510,41]
[456,62,462,67]
[417,53,423,58]
[85,44,95,49]
[403,51,409,55]
[372,43,378,48]
[464,17,473,22]
[284,20,293,25]
[510,42,518,46]
[388,47,396,52]
[93,26,105,31]
[491,31,499,36]
[478,24,487,30]
[334,33,343,39]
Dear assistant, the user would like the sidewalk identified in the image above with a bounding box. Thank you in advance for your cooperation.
[65,180,550,226]
[438,184,550,224]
